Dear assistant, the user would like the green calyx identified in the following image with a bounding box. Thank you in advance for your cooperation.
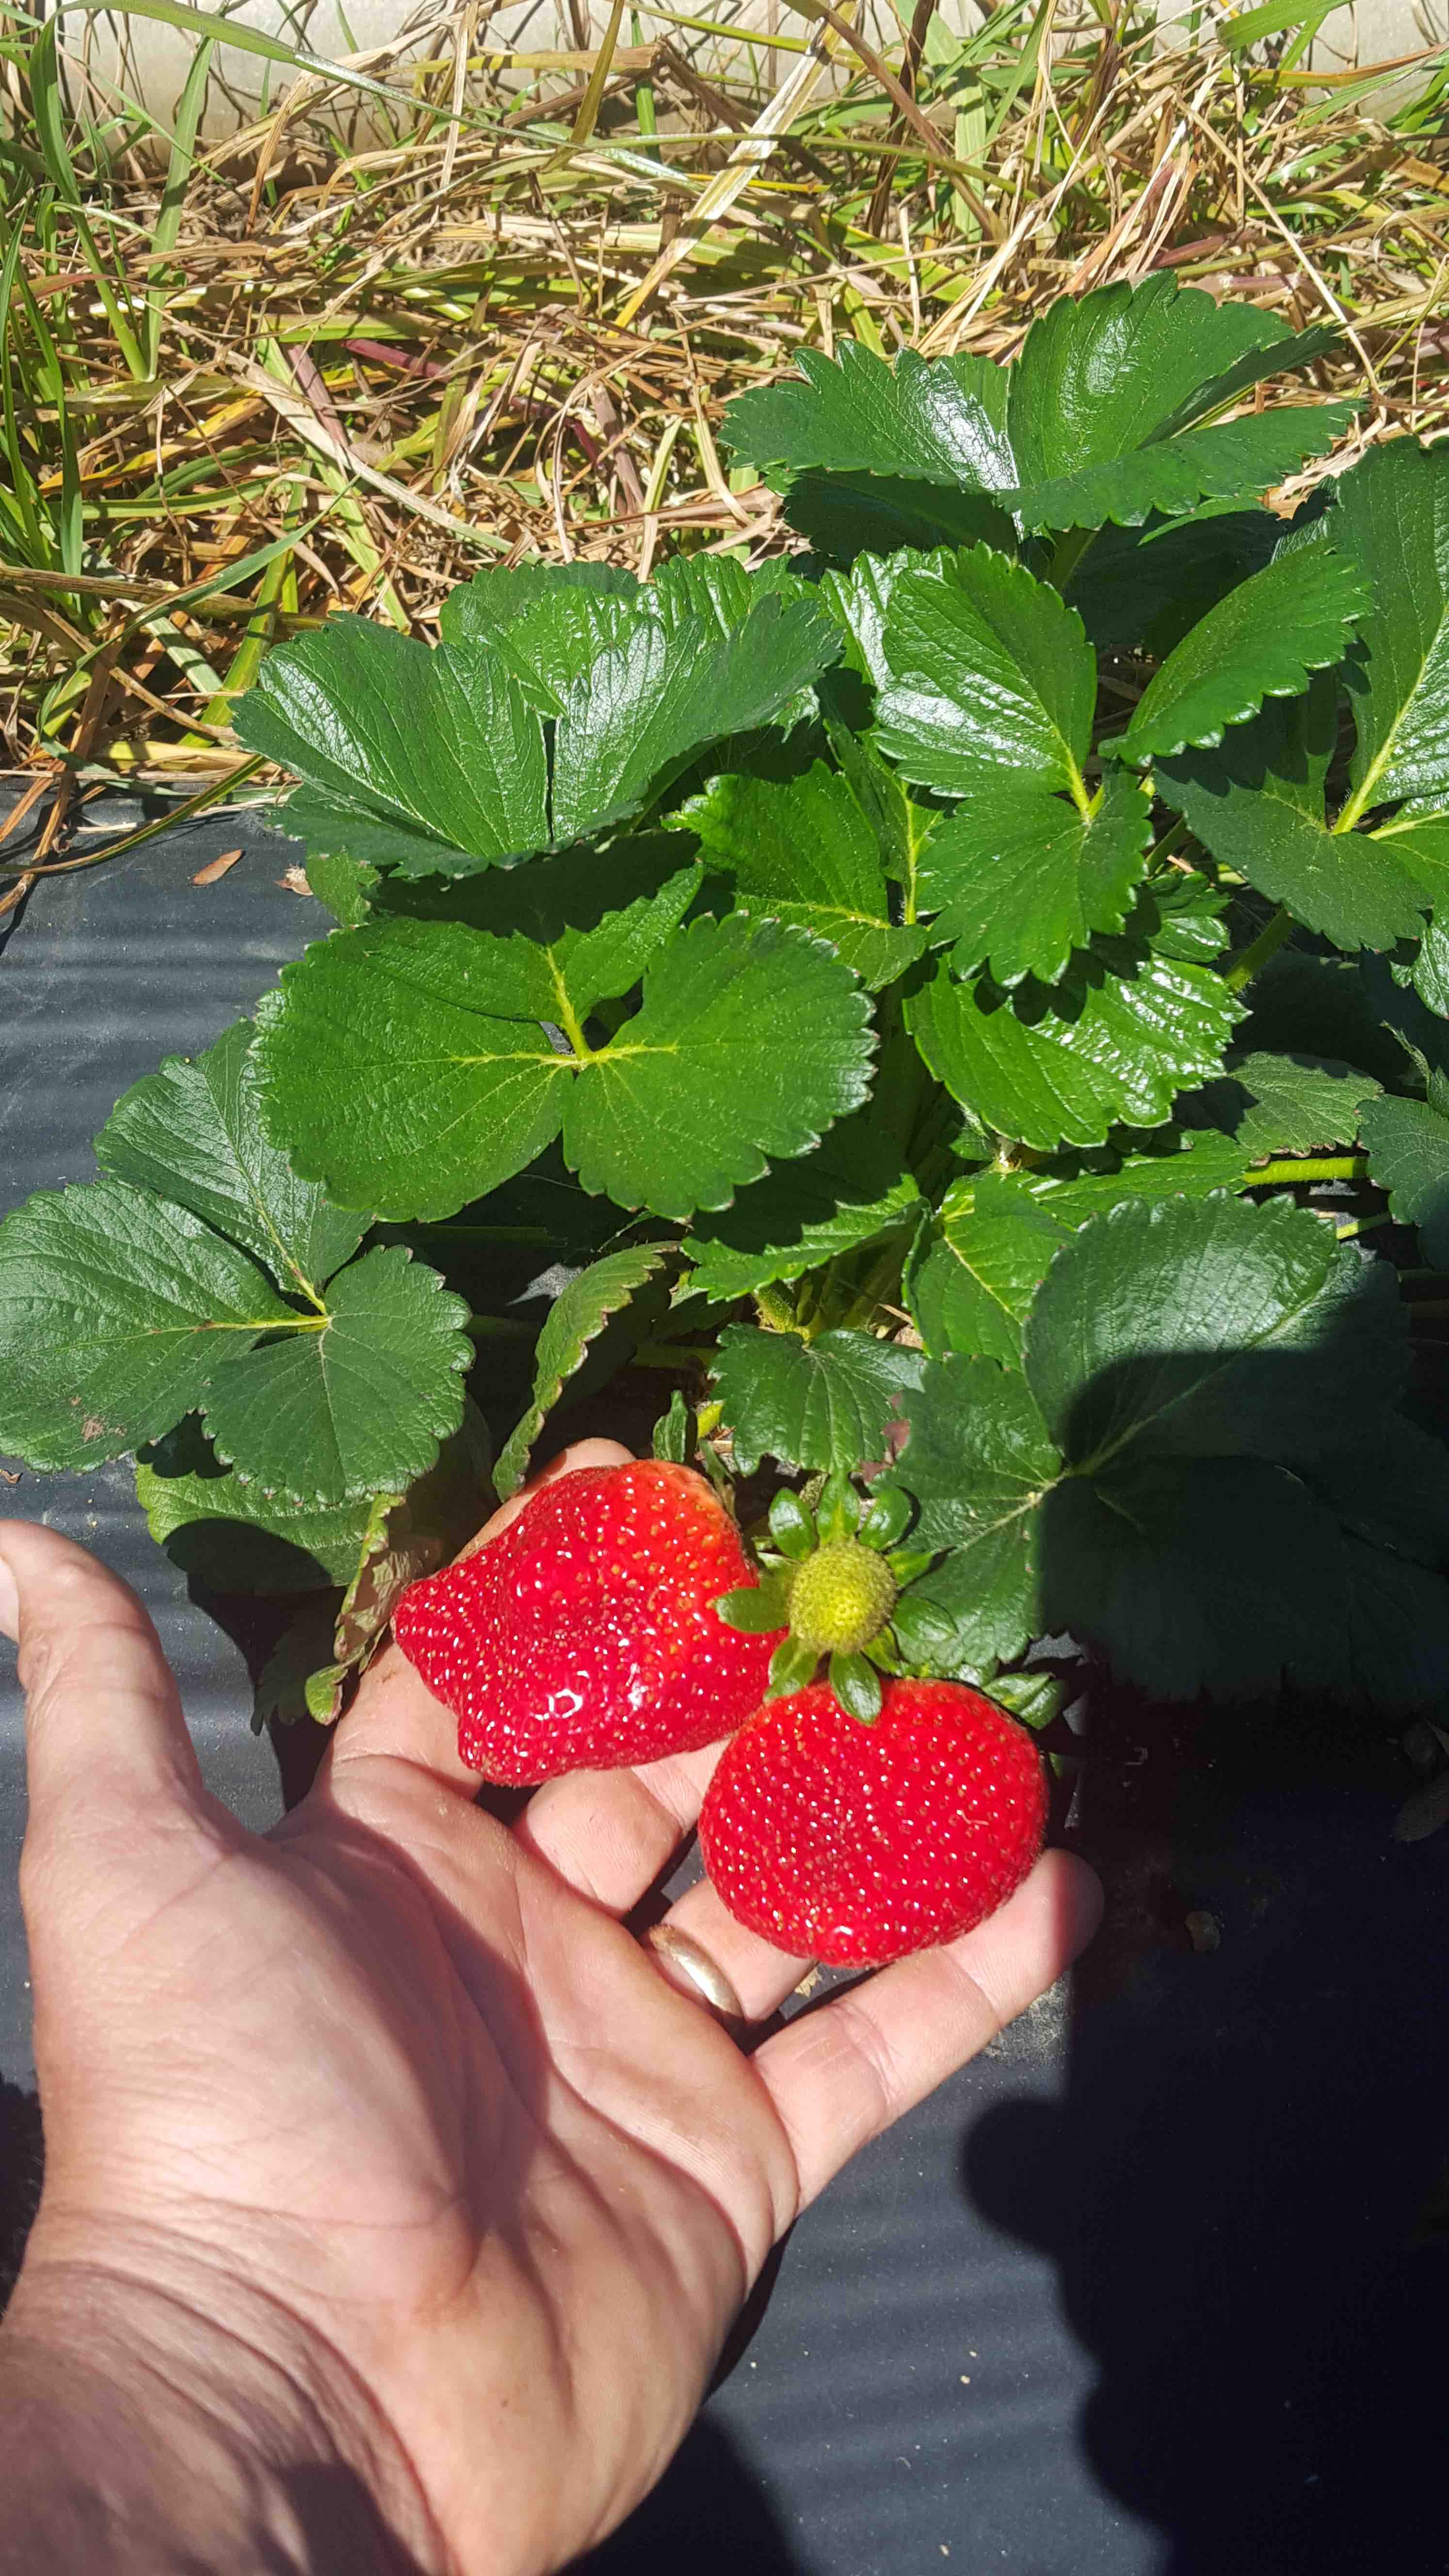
[785,1537,898,1656]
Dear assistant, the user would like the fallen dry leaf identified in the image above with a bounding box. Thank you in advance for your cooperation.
[193,847,243,886]
[278,865,311,895]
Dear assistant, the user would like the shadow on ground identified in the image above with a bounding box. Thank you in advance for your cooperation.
[965,1690,1449,2576]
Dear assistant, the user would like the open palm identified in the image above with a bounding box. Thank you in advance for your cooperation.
[4,1442,1097,2574]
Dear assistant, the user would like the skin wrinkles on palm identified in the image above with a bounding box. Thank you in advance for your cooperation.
[4,1436,1099,2574]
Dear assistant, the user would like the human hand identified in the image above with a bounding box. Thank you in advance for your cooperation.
[0,1444,1099,2575]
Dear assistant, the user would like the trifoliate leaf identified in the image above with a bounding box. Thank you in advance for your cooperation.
[201,1246,469,1507]
[680,761,926,989]
[1105,544,1367,764]
[682,1106,921,1302]
[550,596,841,841]
[1007,277,1301,494]
[1332,439,1449,814]
[96,1019,364,1296]
[562,914,875,1221]
[136,1419,378,1594]
[907,908,1241,1154]
[709,1323,925,1476]
[0,1179,291,1470]
[875,548,1096,797]
[1159,681,1427,953]
[1022,1192,1405,1471]
[1182,1050,1381,1157]
[494,1243,672,1498]
[1360,1093,1449,1266]
[724,341,1014,494]
[918,767,1153,987]
[1004,278,1352,530]
[255,910,874,1227]
[235,617,550,877]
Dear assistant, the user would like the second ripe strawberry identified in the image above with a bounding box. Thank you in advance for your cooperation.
[699,1678,1047,1968]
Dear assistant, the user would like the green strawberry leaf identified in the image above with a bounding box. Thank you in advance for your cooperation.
[254,911,875,1226]
[1304,1415,1449,1566]
[724,341,1014,494]
[1159,681,1428,953]
[781,469,1015,564]
[646,549,805,637]
[875,547,1096,799]
[1331,439,1449,815]
[0,1179,292,1471]
[1022,1192,1406,1470]
[235,617,550,877]
[562,913,876,1221]
[1183,1049,1382,1157]
[682,1105,921,1303]
[918,766,1153,987]
[375,846,703,1025]
[254,1600,349,1731]
[440,560,638,646]
[303,845,379,926]
[1105,543,1368,764]
[906,1175,1070,1368]
[709,1322,925,1477]
[907,900,1242,1154]
[1007,278,1309,488]
[252,924,572,1223]
[495,1243,673,1498]
[882,1355,1060,1663]
[136,1418,378,1594]
[202,1246,471,1507]
[136,1401,491,1600]
[550,596,842,842]
[680,760,927,990]
[1004,277,1352,532]
[1360,1092,1449,1266]
[817,546,940,690]
[96,1019,365,1295]
[1040,1455,1449,1709]
[440,565,640,712]
[1065,503,1282,658]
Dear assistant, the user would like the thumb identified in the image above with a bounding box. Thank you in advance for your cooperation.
[0,1521,203,1832]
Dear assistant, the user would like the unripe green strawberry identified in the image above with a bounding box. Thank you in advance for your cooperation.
[785,1538,897,1655]
[698,1677,1046,1967]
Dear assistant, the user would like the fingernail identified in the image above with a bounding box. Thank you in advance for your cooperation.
[0,1555,17,1642]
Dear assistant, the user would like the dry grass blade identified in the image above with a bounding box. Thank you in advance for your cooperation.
[0,0,1444,824]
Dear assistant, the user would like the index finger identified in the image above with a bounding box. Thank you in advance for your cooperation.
[329,1438,633,1792]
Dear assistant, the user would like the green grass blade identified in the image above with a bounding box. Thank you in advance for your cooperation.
[144,31,212,377]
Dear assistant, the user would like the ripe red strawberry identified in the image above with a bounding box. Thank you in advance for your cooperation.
[698,1678,1046,1967]
[394,1460,782,1784]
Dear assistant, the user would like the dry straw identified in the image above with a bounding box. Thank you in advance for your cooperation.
[0,0,1445,867]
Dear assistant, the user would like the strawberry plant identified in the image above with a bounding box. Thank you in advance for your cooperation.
[3,271,1449,1763]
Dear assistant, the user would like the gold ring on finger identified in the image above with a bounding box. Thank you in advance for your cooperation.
[644,1922,747,2025]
